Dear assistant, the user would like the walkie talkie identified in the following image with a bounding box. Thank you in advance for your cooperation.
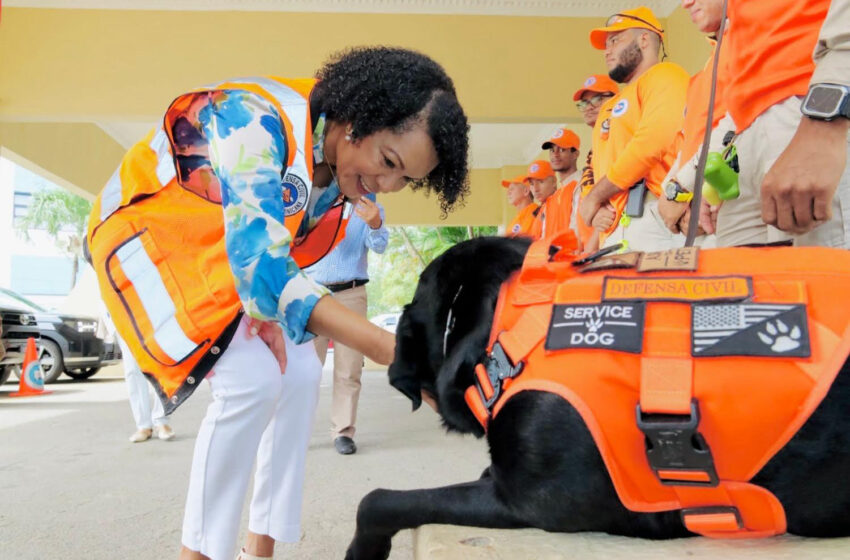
[625,179,648,218]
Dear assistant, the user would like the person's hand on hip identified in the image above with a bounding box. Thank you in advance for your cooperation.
[247,318,288,374]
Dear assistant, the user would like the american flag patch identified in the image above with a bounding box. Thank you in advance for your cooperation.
[691,303,810,357]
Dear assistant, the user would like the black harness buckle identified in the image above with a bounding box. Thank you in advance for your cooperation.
[636,400,719,487]
[476,341,524,409]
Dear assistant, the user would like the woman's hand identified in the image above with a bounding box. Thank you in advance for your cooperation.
[247,318,288,374]
[307,295,396,366]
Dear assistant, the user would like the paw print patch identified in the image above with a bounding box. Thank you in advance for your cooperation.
[691,303,810,358]
[757,320,802,353]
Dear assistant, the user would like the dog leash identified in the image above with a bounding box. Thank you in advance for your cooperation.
[685,0,728,247]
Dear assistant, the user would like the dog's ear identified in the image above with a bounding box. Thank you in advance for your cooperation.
[388,308,425,411]
[389,369,422,411]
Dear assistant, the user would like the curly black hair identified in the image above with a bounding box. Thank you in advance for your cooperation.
[312,46,470,215]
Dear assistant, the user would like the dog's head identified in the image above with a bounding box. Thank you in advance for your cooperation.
[388,236,532,436]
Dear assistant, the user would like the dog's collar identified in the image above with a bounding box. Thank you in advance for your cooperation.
[442,284,464,357]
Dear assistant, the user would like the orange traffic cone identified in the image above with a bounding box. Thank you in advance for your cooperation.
[10,337,52,397]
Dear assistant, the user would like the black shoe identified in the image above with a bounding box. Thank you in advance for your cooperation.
[334,436,357,455]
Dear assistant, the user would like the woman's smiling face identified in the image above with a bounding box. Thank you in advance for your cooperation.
[332,124,439,200]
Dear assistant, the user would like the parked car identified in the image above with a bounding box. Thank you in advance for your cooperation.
[370,312,402,334]
[0,288,114,383]
[0,312,27,386]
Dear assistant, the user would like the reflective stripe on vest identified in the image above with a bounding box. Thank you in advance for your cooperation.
[99,128,176,223]
[114,234,198,363]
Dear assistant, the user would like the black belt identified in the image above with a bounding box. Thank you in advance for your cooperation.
[325,278,369,293]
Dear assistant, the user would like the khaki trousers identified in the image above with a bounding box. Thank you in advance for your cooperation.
[716,97,850,248]
[313,284,367,439]
[602,193,687,253]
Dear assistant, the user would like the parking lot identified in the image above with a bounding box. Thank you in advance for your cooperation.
[0,362,489,559]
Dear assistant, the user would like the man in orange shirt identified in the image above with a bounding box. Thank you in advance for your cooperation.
[542,127,581,239]
[574,74,620,251]
[713,0,849,248]
[544,127,581,188]
[502,175,538,237]
[579,6,690,253]
[527,160,573,240]
[657,0,732,244]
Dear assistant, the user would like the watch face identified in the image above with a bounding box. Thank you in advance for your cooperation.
[805,87,844,116]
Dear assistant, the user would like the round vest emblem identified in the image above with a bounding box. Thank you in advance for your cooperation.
[282,173,308,217]
[612,99,629,118]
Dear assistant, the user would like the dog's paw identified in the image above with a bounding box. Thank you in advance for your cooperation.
[757,319,801,353]
[345,533,392,560]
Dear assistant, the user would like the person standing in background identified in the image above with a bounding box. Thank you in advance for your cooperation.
[308,194,388,455]
[502,175,538,237]
[579,6,690,252]
[573,74,619,252]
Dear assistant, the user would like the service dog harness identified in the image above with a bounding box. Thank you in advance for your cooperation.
[465,239,850,538]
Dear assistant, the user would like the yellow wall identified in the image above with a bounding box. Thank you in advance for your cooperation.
[1,8,610,122]
[0,122,126,200]
[666,7,713,74]
[0,6,712,226]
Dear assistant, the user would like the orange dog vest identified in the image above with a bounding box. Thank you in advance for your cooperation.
[87,77,348,412]
[465,241,850,538]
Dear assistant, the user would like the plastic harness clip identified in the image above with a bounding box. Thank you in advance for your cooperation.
[636,400,719,487]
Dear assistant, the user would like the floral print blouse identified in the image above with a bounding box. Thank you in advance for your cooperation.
[183,88,339,344]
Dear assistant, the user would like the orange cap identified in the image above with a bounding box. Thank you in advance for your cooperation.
[525,160,555,181]
[500,174,528,188]
[541,127,581,151]
[573,74,620,101]
[589,6,664,50]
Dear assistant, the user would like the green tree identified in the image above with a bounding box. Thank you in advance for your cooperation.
[16,189,93,289]
[366,225,498,316]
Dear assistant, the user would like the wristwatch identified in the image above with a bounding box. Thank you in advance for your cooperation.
[801,83,850,121]
[664,180,693,203]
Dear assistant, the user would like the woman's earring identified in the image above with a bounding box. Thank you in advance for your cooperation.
[345,127,352,142]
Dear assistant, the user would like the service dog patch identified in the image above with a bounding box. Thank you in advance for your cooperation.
[692,303,810,357]
[546,302,645,353]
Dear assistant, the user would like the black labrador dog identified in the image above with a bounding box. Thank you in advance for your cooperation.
[345,236,850,560]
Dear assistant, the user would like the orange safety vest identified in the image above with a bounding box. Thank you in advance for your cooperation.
[87,77,349,412]
[529,181,578,241]
[465,241,850,538]
[506,203,539,237]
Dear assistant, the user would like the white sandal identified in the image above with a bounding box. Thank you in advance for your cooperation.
[236,548,272,560]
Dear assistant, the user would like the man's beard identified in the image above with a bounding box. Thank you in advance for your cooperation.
[609,41,642,83]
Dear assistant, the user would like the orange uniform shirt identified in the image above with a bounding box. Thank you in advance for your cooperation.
[506,203,539,237]
[529,181,578,241]
[725,0,829,133]
[680,35,730,165]
[577,151,596,249]
[591,62,689,234]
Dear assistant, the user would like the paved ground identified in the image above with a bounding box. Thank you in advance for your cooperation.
[0,361,490,559]
[5,362,850,560]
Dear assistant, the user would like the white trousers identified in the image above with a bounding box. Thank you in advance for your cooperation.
[117,335,168,429]
[181,318,323,560]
